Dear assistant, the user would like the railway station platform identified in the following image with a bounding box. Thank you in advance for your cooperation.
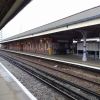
[20,52,100,71]
[1,49,100,71]
[0,61,37,100]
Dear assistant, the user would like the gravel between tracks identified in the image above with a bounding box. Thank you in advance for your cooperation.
[0,57,69,100]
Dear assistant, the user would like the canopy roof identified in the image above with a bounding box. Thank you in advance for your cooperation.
[0,0,31,30]
[1,5,100,43]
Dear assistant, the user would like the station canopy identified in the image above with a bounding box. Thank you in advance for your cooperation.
[0,0,31,30]
[1,5,100,43]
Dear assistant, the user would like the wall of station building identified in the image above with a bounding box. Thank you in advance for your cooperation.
[2,37,52,55]
[77,42,100,51]
[77,41,100,57]
[1,36,76,55]
[2,36,99,57]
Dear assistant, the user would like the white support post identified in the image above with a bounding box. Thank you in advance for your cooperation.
[99,33,100,59]
[77,41,78,55]
[82,32,87,61]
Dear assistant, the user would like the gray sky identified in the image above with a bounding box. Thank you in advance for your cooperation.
[1,0,100,39]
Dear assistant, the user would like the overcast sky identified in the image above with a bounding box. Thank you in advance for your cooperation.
[1,0,100,39]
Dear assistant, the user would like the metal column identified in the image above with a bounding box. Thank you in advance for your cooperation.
[82,33,87,61]
[77,30,88,61]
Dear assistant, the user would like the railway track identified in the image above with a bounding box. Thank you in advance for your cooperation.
[10,52,100,86]
[0,52,100,100]
[1,50,100,87]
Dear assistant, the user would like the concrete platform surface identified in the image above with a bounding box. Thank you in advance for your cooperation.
[0,62,37,100]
